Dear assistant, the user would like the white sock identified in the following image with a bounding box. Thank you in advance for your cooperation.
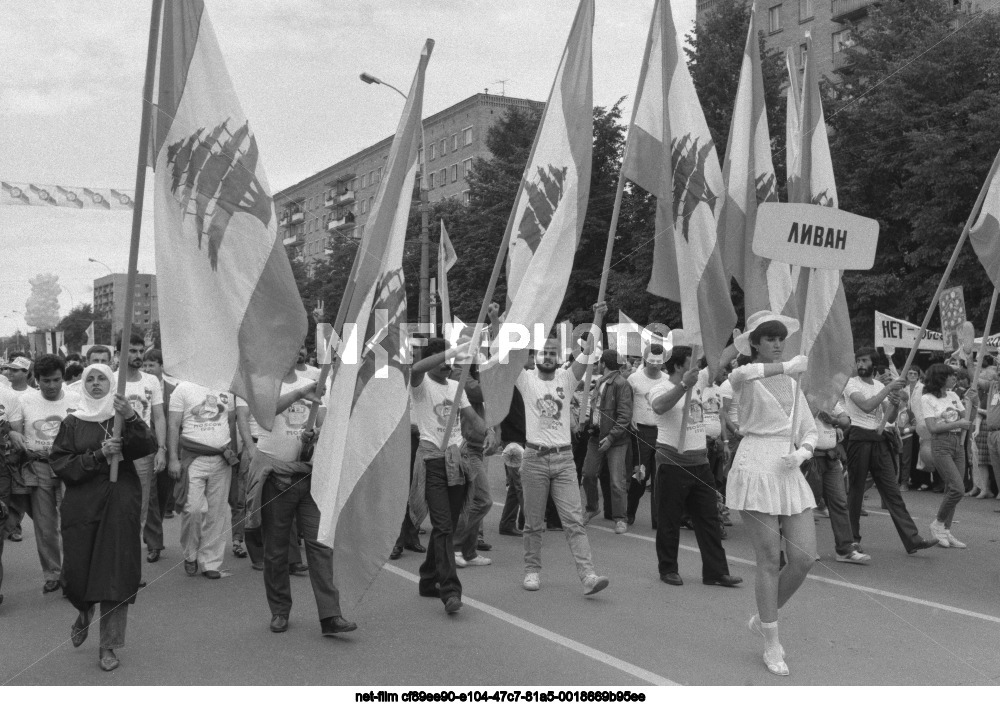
[760,620,781,651]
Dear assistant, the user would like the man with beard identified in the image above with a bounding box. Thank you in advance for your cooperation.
[626,344,666,528]
[517,304,610,596]
[842,348,938,557]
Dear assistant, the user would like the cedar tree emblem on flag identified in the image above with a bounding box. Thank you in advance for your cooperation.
[755,173,777,205]
[671,135,718,241]
[516,164,568,254]
[166,119,272,270]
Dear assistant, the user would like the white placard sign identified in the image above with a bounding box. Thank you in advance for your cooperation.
[874,310,944,351]
[753,202,880,270]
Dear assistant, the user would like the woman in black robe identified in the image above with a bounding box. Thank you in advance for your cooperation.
[49,363,154,672]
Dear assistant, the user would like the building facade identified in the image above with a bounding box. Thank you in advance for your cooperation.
[274,92,544,264]
[696,0,985,78]
[93,273,158,329]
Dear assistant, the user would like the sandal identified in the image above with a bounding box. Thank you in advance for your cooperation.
[763,645,789,676]
[232,541,248,558]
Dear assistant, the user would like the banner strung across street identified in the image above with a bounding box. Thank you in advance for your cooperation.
[1,181,134,210]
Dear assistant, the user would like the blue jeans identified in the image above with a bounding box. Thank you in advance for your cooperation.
[454,447,491,560]
[582,439,628,521]
[931,433,966,527]
[521,449,595,580]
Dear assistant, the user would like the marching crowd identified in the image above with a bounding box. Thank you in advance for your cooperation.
[1,305,998,677]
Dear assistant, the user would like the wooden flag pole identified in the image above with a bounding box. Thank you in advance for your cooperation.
[676,344,701,452]
[110,0,163,483]
[875,152,1000,434]
[961,287,999,446]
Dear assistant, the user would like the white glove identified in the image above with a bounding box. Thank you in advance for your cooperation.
[781,447,812,472]
[783,355,809,376]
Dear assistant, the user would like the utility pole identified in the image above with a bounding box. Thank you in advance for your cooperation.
[419,176,430,325]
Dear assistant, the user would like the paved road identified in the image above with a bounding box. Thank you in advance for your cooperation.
[2,459,999,686]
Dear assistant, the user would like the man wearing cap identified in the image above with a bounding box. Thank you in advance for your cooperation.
[581,349,634,534]
[650,340,740,588]
[2,356,32,397]
[626,344,665,529]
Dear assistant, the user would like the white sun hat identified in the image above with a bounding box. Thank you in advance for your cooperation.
[734,310,800,356]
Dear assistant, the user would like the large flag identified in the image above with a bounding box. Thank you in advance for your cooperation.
[437,220,457,325]
[785,47,803,203]
[152,0,306,428]
[622,0,736,376]
[969,150,1000,289]
[310,40,431,606]
[718,8,793,317]
[85,321,95,347]
[478,0,594,427]
[792,39,854,413]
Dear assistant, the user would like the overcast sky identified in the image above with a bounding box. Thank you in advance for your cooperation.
[0,0,696,337]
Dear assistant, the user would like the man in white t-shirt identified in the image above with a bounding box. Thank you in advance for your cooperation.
[9,355,79,593]
[407,337,486,615]
[650,344,740,588]
[842,348,937,556]
[118,334,166,551]
[168,381,237,579]
[516,305,610,597]
[626,343,665,528]
[2,356,31,397]
[295,346,320,381]
[0,354,31,543]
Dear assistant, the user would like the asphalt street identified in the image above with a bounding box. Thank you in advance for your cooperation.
[1,457,999,686]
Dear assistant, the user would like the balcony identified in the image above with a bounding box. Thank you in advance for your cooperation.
[290,211,304,224]
[337,189,356,205]
[282,234,302,247]
[832,51,853,72]
[831,0,877,23]
[278,213,289,227]
[328,213,356,232]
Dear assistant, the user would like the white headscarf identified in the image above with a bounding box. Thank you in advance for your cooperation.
[71,364,117,423]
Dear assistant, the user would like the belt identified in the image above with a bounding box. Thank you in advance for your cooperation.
[525,442,572,457]
[814,448,839,458]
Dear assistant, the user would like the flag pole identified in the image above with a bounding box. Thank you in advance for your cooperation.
[110,0,163,483]
[876,151,1000,433]
[962,286,999,445]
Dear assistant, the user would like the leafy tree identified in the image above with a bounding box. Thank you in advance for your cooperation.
[56,304,113,353]
[828,0,1000,342]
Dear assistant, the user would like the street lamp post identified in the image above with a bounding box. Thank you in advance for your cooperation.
[88,257,114,276]
[360,71,431,326]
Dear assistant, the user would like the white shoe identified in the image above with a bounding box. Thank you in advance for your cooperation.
[582,574,610,595]
[523,573,540,591]
[835,549,871,564]
[454,553,468,568]
[929,520,951,548]
[946,530,967,549]
[464,555,492,567]
[614,520,627,534]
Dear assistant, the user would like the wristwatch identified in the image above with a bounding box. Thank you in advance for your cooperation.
[680,381,690,391]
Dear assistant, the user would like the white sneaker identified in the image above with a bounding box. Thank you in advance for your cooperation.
[835,549,871,564]
[454,553,468,568]
[523,573,540,591]
[946,530,967,549]
[929,520,951,548]
[464,555,492,567]
[582,574,610,595]
[614,520,628,534]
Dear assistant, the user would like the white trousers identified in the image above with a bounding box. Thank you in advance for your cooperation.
[180,456,232,572]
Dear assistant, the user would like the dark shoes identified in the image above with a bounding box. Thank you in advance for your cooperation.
[907,537,940,555]
[184,560,198,576]
[321,615,357,635]
[703,575,743,588]
[389,546,403,560]
[98,648,120,672]
[289,563,309,576]
[660,572,683,586]
[402,541,426,553]
[71,611,91,648]
[9,530,22,542]
[232,541,248,558]
[43,580,61,594]
[477,539,493,552]
[444,596,463,615]
[270,615,289,633]
[202,570,221,579]
[146,549,160,563]
[138,579,147,588]
[498,527,522,537]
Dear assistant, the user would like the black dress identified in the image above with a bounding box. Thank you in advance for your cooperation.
[49,415,155,612]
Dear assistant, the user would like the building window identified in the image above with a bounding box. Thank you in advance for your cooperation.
[439,169,447,186]
[417,147,423,165]
[377,167,382,183]
[799,42,808,68]
[360,173,367,189]
[798,0,813,21]
[768,4,781,33]
[350,178,357,191]
[430,143,436,160]
[463,190,471,205]
[463,126,473,146]
[368,171,374,186]
[360,200,367,215]
[451,134,459,151]
[439,139,446,156]
[832,28,854,54]
[451,164,458,183]
[463,158,473,177]
[429,172,435,188]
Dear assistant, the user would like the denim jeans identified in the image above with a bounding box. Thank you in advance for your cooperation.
[454,447,491,560]
[499,461,524,532]
[582,439,628,521]
[143,469,175,551]
[931,433,966,527]
[228,455,248,543]
[807,454,855,555]
[521,449,596,580]
[417,457,465,603]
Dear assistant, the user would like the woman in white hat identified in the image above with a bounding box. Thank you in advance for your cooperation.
[723,311,817,677]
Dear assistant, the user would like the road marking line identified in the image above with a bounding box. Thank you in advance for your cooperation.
[587,525,1000,625]
[382,564,679,686]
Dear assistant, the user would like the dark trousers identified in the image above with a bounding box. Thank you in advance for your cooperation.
[261,475,342,620]
[627,424,658,526]
[655,460,730,580]
[846,432,922,551]
[899,435,916,487]
[499,460,524,532]
[143,470,175,551]
[417,457,465,603]
[394,428,423,547]
[807,454,855,555]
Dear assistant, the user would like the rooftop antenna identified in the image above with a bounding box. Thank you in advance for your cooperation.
[493,79,511,97]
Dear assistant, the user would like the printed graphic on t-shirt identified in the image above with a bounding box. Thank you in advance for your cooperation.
[127,390,152,420]
[282,401,309,431]
[33,415,65,442]
[688,397,704,424]
[191,393,229,422]
[940,406,960,423]
[702,394,720,419]
[536,386,565,431]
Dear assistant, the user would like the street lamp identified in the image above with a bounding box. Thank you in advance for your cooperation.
[360,70,431,326]
[88,257,114,276]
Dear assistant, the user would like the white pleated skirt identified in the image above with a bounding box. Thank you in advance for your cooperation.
[726,435,816,516]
